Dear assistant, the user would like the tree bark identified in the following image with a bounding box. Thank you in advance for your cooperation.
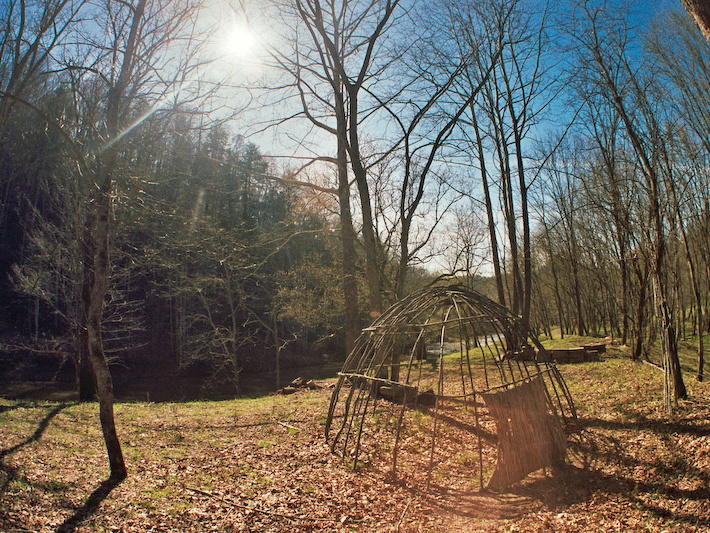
[83,155,127,480]
[80,0,147,480]
[681,0,710,44]
[77,324,96,401]
[336,96,360,354]
[632,259,649,361]
[346,89,382,316]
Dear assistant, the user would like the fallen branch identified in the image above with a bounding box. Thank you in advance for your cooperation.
[643,359,664,373]
[276,420,300,432]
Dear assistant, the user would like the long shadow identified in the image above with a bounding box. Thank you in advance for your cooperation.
[0,403,27,415]
[513,462,710,530]
[409,456,710,529]
[517,426,710,529]
[1,402,72,493]
[435,411,497,443]
[1,403,71,459]
[1,401,122,532]
[577,414,710,438]
[571,416,710,490]
[55,476,123,533]
[395,415,710,530]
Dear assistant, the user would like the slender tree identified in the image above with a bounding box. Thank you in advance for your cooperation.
[573,3,687,410]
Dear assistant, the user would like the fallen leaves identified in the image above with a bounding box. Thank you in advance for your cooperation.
[1,357,710,532]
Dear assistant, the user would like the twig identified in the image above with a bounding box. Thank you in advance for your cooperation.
[396,497,413,532]
[643,359,664,372]
[185,486,336,522]
[276,420,300,432]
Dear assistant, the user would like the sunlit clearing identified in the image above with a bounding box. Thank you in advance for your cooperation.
[221,22,259,62]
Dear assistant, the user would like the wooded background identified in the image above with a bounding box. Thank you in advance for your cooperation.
[1,0,708,414]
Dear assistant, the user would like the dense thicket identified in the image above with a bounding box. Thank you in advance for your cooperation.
[1,104,351,393]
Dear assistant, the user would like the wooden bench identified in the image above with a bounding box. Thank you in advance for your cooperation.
[582,342,606,361]
[548,347,586,364]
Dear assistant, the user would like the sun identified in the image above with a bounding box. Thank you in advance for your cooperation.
[221,22,259,61]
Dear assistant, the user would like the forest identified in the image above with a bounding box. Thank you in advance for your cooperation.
[2,0,710,531]
[1,0,710,499]
[0,0,710,396]
[3,0,708,402]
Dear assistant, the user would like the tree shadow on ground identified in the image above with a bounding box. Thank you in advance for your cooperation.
[0,401,123,532]
[55,476,123,533]
[400,415,710,529]
[0,402,71,494]
[577,413,710,438]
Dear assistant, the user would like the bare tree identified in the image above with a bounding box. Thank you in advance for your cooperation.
[0,0,85,132]
[285,0,401,317]
[456,0,556,329]
[648,11,709,380]
[254,0,403,350]
[441,205,488,287]
[584,105,633,345]
[538,142,587,336]
[60,0,208,479]
[573,2,687,411]
[373,0,501,299]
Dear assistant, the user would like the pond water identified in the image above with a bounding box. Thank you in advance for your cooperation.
[0,361,344,402]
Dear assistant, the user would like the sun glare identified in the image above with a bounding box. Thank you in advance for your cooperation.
[222,23,259,61]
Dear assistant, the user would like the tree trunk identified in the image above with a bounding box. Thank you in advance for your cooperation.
[604,148,630,345]
[337,113,360,354]
[657,287,688,410]
[82,159,127,480]
[681,0,710,44]
[506,90,532,330]
[347,89,382,316]
[619,249,630,345]
[79,0,147,480]
[499,144,522,316]
[78,225,97,402]
[471,107,506,306]
[77,325,96,401]
[632,260,649,361]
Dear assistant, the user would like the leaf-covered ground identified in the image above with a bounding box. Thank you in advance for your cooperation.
[1,346,709,532]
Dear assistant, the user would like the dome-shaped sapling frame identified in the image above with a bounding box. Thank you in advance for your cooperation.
[325,285,576,491]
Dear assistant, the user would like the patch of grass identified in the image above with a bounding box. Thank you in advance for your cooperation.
[412,409,426,432]
[539,333,601,350]
[455,450,478,468]
[441,344,499,366]
[140,486,178,502]
[3,364,709,533]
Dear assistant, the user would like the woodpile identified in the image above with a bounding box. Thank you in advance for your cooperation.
[275,377,320,395]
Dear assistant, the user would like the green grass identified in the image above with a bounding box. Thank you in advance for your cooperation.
[539,334,596,349]
[3,348,710,532]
